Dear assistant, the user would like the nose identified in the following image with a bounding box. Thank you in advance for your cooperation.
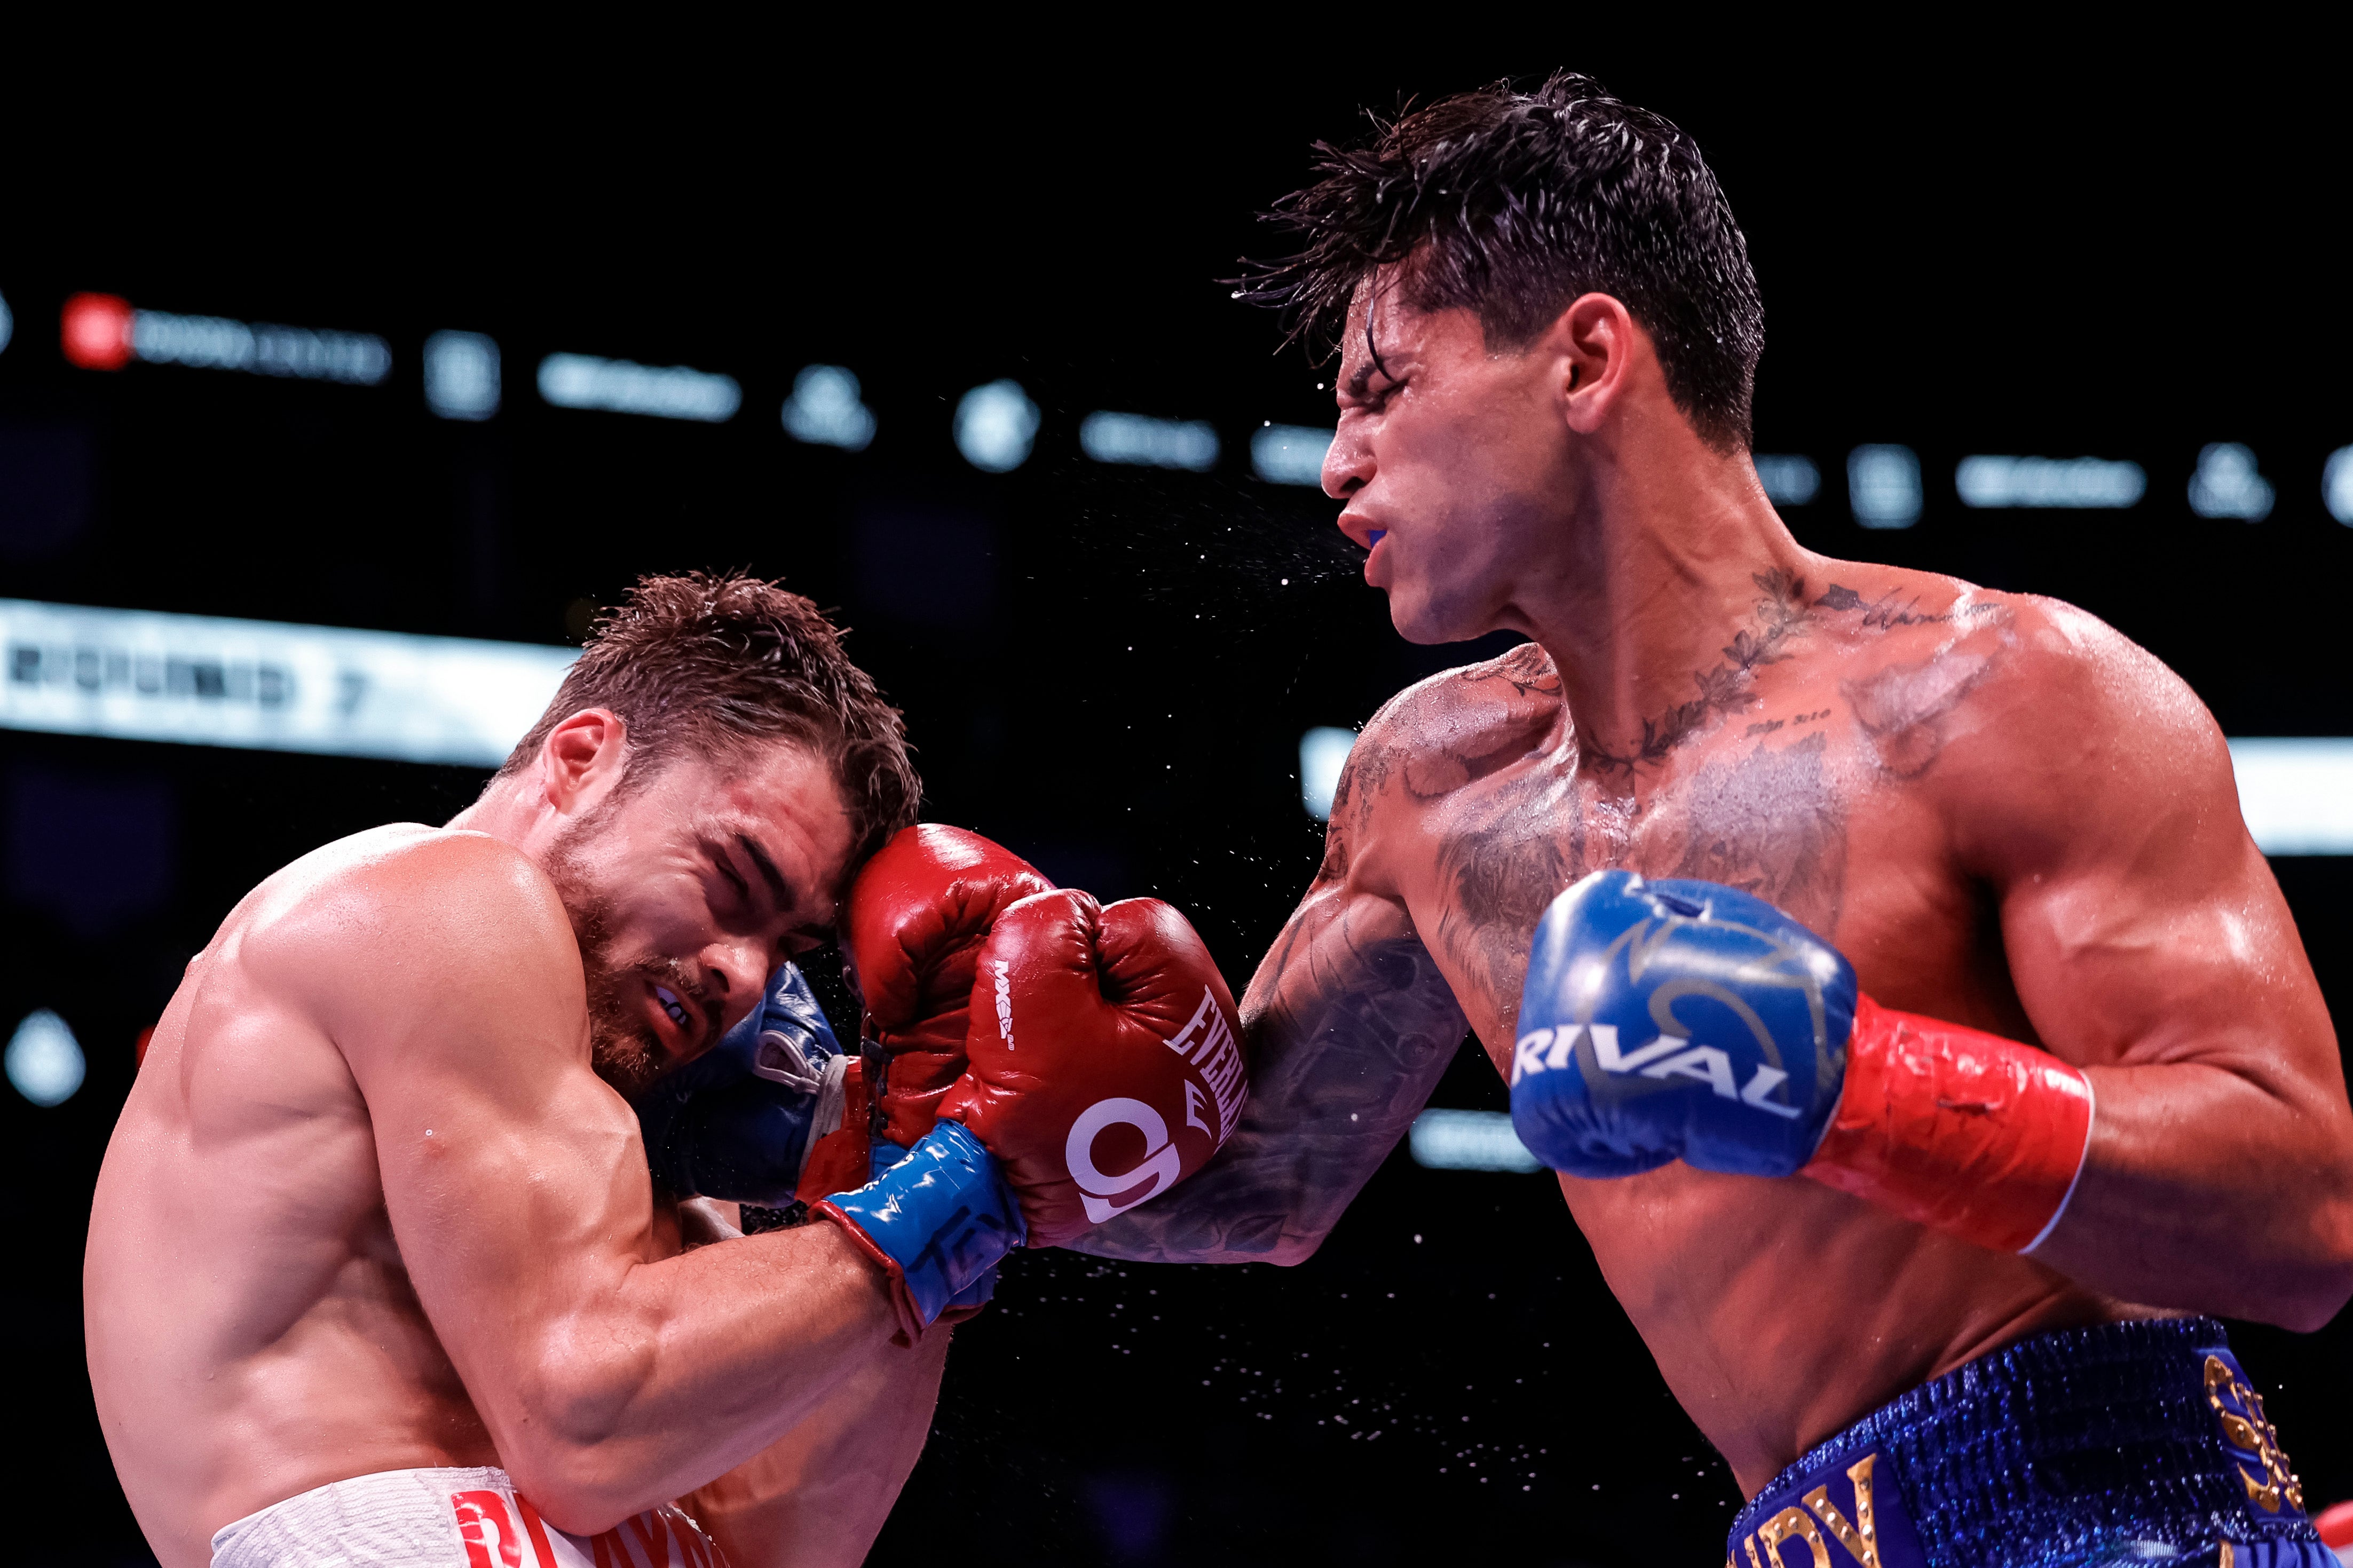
[699,936,770,1039]
[1323,418,1372,502]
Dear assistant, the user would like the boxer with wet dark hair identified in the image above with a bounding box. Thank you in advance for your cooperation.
[1080,74,2353,1564]
[85,572,1244,1568]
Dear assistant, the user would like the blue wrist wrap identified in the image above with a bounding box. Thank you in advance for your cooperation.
[822,1120,1024,1328]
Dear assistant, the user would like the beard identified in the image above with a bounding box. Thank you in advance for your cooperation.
[541,819,689,1099]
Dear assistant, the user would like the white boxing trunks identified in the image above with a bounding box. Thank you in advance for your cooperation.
[209,1465,729,1568]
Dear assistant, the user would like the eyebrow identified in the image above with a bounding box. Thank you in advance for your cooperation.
[1345,320,1395,401]
[734,831,795,912]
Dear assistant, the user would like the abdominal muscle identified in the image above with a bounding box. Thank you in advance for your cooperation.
[1542,1098,2130,1495]
[1368,661,2146,1496]
[86,863,498,1568]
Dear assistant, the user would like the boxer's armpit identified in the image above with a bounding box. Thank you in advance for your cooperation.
[1073,890,1467,1265]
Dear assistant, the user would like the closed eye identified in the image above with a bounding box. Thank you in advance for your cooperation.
[707,849,752,907]
[1341,368,1401,414]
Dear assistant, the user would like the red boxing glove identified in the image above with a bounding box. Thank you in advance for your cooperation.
[1804,995,2096,1255]
[843,825,1054,1149]
[939,890,1247,1248]
[792,1057,874,1205]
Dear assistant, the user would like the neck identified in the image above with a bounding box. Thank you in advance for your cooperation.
[446,779,547,854]
[1517,431,1814,780]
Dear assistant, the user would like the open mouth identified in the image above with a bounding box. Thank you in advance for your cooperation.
[647,982,704,1058]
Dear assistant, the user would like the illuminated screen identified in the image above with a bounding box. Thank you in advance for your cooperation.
[1,599,577,767]
[1409,1109,1541,1173]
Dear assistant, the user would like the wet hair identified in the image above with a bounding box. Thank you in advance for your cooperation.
[496,571,920,866]
[1236,72,1764,453]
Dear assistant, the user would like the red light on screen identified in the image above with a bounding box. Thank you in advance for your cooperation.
[62,292,135,370]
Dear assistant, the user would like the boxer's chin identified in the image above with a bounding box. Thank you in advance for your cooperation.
[1387,589,1468,647]
[1387,568,1497,647]
[581,955,672,1096]
[588,1017,668,1098]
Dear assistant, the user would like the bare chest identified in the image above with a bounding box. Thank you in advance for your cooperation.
[1395,709,1979,1062]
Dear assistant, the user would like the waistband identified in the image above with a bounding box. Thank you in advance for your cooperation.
[209,1465,727,1568]
[1727,1317,2327,1568]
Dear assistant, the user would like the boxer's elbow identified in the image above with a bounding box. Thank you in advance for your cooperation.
[502,1436,655,1538]
[2269,1189,2353,1333]
[507,1470,625,1539]
[1264,1229,1325,1268]
[2256,1254,2353,1334]
[2228,1143,2353,1332]
[502,1350,667,1532]
[2271,1280,2353,1335]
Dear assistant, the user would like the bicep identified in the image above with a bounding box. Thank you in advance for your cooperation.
[1975,662,2336,1092]
[281,856,657,1418]
[365,1059,648,1318]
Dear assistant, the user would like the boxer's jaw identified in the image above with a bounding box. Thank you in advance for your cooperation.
[541,844,669,1096]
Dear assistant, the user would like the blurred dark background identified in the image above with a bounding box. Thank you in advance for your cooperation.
[7,40,2353,1566]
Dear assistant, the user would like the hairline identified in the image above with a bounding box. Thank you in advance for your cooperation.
[1354,258,1738,450]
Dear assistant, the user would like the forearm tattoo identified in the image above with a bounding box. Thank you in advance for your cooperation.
[1075,907,1468,1264]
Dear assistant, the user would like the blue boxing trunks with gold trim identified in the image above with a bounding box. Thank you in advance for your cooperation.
[1726,1318,2330,1568]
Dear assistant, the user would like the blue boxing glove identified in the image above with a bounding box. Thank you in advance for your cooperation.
[634,962,853,1207]
[816,1121,1027,1341]
[1509,870,1855,1179]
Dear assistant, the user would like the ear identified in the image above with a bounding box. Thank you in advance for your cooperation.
[537,708,630,818]
[1545,292,1644,438]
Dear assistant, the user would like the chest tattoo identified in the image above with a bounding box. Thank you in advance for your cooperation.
[1393,582,2007,1034]
[1434,802,1579,1026]
[1843,648,1995,778]
[1669,729,1848,932]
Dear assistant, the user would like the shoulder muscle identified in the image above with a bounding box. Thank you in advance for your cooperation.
[1328,642,1560,844]
[240,829,587,1068]
[1928,596,2240,880]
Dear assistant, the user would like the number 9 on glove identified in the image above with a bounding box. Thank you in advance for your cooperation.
[939,890,1247,1248]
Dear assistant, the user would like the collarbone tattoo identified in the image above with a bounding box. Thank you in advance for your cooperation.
[1582,571,1974,776]
[1813,581,1952,631]
[1585,568,1812,774]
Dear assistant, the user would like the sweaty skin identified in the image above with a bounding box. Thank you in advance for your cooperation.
[85,716,931,1568]
[1079,283,2353,1494]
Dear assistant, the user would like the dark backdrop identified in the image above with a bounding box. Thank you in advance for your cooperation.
[6,41,2351,1566]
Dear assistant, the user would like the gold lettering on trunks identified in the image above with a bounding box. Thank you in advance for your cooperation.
[1759,1507,1833,1568]
[2205,1354,2305,1512]
[1744,1530,1767,1568]
[1803,1454,1883,1568]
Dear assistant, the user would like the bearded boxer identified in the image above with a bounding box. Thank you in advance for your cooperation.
[1078,75,2353,1564]
[85,573,1242,1568]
